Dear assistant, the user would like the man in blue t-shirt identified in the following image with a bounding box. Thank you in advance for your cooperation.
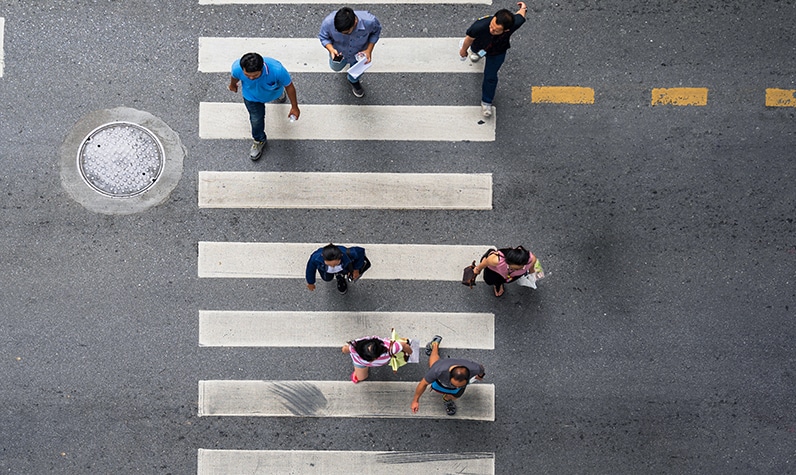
[228,52,301,161]
[459,2,528,118]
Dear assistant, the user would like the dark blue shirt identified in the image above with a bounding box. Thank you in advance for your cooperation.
[466,14,526,56]
[305,246,367,284]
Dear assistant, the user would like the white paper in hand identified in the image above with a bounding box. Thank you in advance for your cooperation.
[347,57,372,79]
[408,339,420,364]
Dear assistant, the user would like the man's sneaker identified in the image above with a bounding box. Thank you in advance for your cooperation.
[276,91,287,103]
[468,48,482,62]
[425,335,442,356]
[443,397,457,416]
[249,141,265,161]
[351,81,365,98]
[336,274,348,294]
[481,101,493,118]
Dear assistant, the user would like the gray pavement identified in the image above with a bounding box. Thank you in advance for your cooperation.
[0,1,795,473]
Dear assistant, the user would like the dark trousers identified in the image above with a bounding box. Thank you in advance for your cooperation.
[243,98,266,142]
[483,267,508,289]
[482,53,507,104]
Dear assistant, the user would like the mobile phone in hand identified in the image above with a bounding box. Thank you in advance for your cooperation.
[332,54,343,62]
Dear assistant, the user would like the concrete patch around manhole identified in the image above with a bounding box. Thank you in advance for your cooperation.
[60,108,184,215]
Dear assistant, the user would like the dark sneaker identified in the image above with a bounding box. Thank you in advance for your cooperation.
[425,335,442,356]
[336,275,348,294]
[443,397,457,416]
[276,91,287,103]
[249,141,265,161]
[351,81,365,98]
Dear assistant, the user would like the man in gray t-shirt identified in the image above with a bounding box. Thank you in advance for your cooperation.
[410,335,485,416]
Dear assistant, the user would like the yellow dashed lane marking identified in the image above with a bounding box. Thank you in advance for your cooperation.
[651,87,708,106]
[531,86,595,104]
[765,88,796,107]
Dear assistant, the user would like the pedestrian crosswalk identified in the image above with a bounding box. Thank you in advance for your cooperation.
[199,311,495,348]
[199,102,496,141]
[197,449,495,474]
[198,171,492,209]
[196,5,497,472]
[198,380,495,420]
[198,242,492,280]
[199,37,485,73]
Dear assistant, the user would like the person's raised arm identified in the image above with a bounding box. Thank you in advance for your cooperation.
[516,1,528,17]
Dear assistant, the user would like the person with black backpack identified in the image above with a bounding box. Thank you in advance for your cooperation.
[305,243,371,294]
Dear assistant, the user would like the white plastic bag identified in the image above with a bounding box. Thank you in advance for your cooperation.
[517,273,537,289]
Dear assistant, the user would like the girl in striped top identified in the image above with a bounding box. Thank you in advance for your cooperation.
[342,336,412,383]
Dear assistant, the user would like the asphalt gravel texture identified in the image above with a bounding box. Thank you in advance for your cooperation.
[0,0,794,473]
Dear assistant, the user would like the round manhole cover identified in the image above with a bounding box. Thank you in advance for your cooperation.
[77,121,165,197]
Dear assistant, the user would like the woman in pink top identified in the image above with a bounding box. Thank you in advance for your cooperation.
[473,246,538,297]
[342,336,412,383]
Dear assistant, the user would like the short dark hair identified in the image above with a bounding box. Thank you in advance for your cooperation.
[240,52,264,73]
[494,9,515,31]
[504,247,530,266]
[322,243,343,261]
[450,366,471,383]
[334,7,357,32]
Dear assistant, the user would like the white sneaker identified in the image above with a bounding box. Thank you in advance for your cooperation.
[249,141,265,161]
[468,48,481,62]
[481,102,493,117]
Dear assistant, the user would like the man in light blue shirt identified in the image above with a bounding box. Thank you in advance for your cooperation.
[318,7,381,98]
[228,52,300,160]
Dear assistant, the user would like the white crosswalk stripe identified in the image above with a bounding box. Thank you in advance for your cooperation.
[0,18,5,77]
[199,37,485,73]
[198,380,495,420]
[199,310,494,349]
[197,449,495,474]
[198,242,491,279]
[199,102,496,141]
[198,171,492,209]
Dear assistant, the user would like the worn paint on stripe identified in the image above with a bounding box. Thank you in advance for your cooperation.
[198,242,493,280]
[199,311,495,349]
[199,102,495,142]
[197,449,495,475]
[765,88,796,107]
[0,18,5,77]
[198,171,492,210]
[531,86,595,104]
[199,37,484,74]
[650,87,708,106]
[198,380,495,421]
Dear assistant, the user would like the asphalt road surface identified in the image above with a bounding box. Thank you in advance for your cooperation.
[0,1,794,473]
